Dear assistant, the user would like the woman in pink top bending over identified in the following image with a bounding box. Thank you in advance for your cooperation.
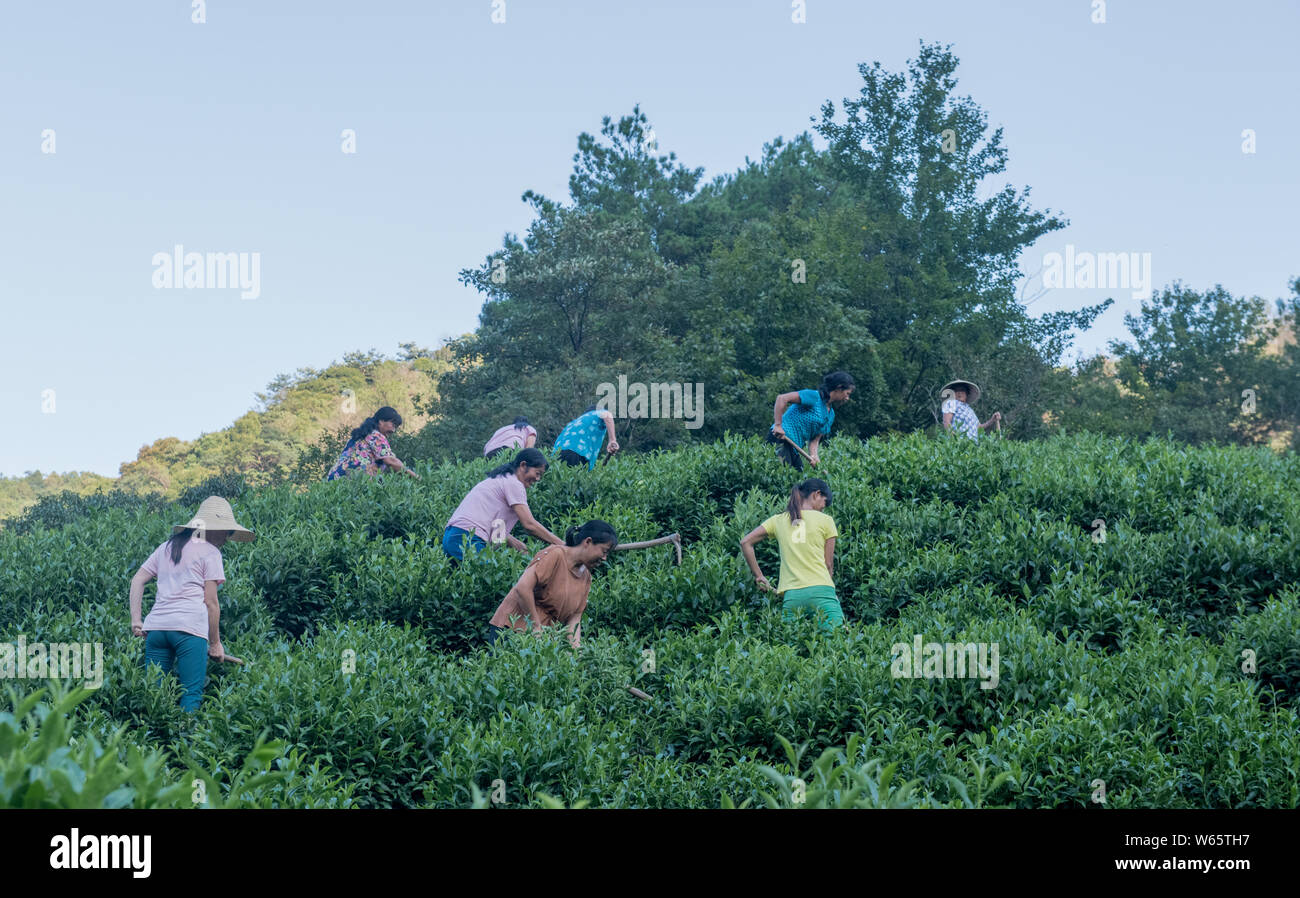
[483,416,538,459]
[442,448,564,566]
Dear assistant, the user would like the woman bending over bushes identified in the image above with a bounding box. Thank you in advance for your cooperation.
[487,520,618,649]
[325,407,420,481]
[442,448,563,566]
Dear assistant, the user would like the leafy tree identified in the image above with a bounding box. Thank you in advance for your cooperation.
[340,348,388,379]
[1112,282,1287,446]
[809,41,1105,434]
[428,43,1108,455]
[1048,280,1298,449]
[426,204,676,457]
[548,103,706,263]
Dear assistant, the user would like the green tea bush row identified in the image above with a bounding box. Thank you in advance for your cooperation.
[1,432,1297,807]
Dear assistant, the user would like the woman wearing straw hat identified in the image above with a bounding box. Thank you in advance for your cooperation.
[940,380,1000,441]
[325,406,420,481]
[128,496,253,712]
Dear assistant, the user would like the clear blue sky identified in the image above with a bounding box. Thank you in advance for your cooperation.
[2,0,1295,477]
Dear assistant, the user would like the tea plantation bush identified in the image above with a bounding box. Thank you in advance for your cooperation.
[1,432,1298,807]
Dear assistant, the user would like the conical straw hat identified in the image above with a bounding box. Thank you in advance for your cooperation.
[173,495,255,542]
[940,380,981,404]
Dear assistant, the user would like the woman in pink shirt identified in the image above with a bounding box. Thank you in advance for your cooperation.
[483,417,538,459]
[128,496,253,712]
[442,448,563,566]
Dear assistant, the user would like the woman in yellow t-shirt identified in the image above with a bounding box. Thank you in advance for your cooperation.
[739,478,842,630]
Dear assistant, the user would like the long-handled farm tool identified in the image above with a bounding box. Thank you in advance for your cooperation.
[780,434,817,466]
[614,532,682,565]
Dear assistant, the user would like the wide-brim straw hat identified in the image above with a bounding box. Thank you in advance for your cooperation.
[941,380,981,404]
[173,495,256,542]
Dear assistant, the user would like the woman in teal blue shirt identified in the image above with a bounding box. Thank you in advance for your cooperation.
[554,407,620,469]
[768,371,855,470]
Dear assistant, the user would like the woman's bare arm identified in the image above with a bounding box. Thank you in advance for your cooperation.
[129,567,153,636]
[566,613,583,649]
[513,503,563,546]
[505,533,530,554]
[772,391,801,436]
[511,567,546,632]
[599,410,620,454]
[739,525,772,590]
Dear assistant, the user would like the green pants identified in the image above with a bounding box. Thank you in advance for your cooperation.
[781,585,844,631]
[144,630,209,712]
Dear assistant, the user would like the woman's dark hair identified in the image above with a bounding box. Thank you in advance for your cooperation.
[166,528,195,565]
[349,406,403,445]
[512,416,530,430]
[819,371,855,400]
[585,405,598,413]
[487,448,549,479]
[565,519,618,548]
[787,478,832,523]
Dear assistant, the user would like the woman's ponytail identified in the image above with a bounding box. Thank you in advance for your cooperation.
[350,406,403,444]
[786,478,832,523]
[785,485,804,523]
[565,519,618,548]
[166,528,196,565]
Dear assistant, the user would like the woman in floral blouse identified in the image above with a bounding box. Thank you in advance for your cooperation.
[325,407,420,481]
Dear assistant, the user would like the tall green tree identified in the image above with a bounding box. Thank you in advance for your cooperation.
[552,104,705,264]
[429,43,1108,455]
[428,204,678,456]
[1111,282,1292,446]
[809,42,1107,433]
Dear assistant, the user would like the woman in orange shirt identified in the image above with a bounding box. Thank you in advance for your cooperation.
[487,520,618,649]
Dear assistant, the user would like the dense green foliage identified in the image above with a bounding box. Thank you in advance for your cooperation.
[2,432,1297,807]
[1049,280,1299,449]
[0,471,116,528]
[423,44,1111,460]
[1,685,351,808]
[419,44,1298,462]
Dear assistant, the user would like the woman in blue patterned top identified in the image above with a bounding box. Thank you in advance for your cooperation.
[940,380,1000,441]
[767,371,855,470]
[554,407,620,469]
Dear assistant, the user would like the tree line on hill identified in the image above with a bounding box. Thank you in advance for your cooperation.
[414,42,1298,460]
[0,346,448,524]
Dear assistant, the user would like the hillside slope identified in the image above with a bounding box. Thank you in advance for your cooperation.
[0,346,449,524]
[2,432,1298,807]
